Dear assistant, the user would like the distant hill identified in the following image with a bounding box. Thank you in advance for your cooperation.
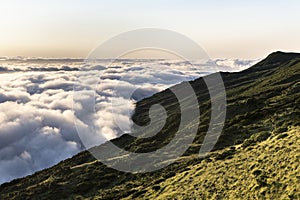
[1,52,299,199]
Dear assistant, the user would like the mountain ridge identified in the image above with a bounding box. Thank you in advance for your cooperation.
[0,51,299,199]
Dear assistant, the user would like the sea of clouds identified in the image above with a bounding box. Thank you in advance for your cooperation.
[0,58,259,184]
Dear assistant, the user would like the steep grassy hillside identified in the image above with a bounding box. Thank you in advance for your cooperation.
[141,126,300,199]
[0,51,299,200]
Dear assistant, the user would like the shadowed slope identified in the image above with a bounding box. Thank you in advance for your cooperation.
[0,52,299,200]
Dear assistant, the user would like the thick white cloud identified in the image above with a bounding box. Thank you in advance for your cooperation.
[215,58,260,71]
[0,58,258,184]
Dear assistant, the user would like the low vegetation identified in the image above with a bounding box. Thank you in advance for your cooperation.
[0,51,299,199]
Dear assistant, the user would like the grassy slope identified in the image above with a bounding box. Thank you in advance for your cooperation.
[0,51,299,200]
[141,127,300,200]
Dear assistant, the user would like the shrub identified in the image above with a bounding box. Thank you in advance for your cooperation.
[215,149,236,160]
[242,131,271,148]
[163,171,176,179]
[242,138,255,148]
[254,131,271,142]
[153,178,165,185]
[276,133,288,139]
[273,126,288,134]
[75,182,91,194]
[252,169,262,176]
[152,185,161,191]
[132,190,147,198]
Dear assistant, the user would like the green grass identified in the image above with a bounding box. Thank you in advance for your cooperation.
[139,126,300,200]
[0,51,299,200]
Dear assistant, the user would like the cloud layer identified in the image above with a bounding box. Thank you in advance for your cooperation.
[0,58,258,184]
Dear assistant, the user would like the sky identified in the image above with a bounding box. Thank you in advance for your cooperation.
[0,0,300,59]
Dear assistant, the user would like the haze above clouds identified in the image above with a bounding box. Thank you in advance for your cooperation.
[1,1,300,58]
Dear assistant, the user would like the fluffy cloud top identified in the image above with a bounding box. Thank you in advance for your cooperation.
[0,58,258,184]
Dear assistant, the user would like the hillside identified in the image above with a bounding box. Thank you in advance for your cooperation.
[0,51,299,199]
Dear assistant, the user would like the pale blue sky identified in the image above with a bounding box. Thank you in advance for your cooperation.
[0,0,299,58]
